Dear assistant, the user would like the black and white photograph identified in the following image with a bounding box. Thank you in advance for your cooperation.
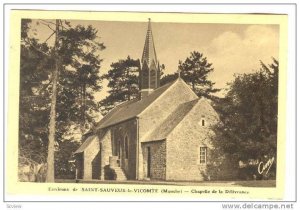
[18,15,280,187]
[3,1,300,209]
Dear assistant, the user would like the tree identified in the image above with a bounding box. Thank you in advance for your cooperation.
[100,59,166,114]
[54,140,80,179]
[160,73,178,86]
[178,51,219,98]
[19,19,105,182]
[46,19,61,182]
[100,56,140,114]
[56,24,105,136]
[19,19,52,168]
[211,58,278,180]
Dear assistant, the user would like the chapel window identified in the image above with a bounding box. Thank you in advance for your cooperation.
[199,116,206,127]
[200,147,207,164]
[125,136,129,159]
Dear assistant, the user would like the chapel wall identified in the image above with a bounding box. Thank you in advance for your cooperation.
[110,118,138,180]
[166,99,219,181]
[137,80,198,179]
[141,140,166,180]
[83,136,100,180]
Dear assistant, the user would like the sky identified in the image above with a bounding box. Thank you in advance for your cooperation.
[29,19,279,100]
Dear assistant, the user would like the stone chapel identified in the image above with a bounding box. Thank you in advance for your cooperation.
[74,19,219,181]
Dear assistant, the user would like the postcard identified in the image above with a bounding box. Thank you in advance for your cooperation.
[6,10,288,201]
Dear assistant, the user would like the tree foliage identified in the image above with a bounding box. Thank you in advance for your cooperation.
[54,140,80,179]
[100,57,166,115]
[19,19,105,181]
[19,19,52,164]
[160,73,178,86]
[56,23,105,136]
[160,51,219,97]
[211,58,278,180]
[100,56,140,114]
[178,51,219,98]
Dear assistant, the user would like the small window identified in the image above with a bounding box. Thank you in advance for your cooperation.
[124,136,129,159]
[199,117,206,127]
[200,147,207,164]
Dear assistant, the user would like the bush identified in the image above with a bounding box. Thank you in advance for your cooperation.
[238,165,263,180]
[104,165,117,180]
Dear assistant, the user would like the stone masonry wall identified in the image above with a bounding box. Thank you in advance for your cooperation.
[83,136,100,180]
[142,140,166,180]
[99,130,112,180]
[139,79,198,141]
[110,119,137,180]
[137,79,198,179]
[166,99,219,181]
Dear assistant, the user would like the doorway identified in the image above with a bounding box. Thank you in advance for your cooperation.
[76,153,84,179]
[118,140,122,167]
[147,146,151,178]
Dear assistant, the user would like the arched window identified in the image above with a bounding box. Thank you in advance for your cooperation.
[124,136,129,159]
[200,116,205,127]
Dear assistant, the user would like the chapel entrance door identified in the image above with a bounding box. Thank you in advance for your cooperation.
[118,140,122,167]
[76,153,84,179]
[147,147,151,178]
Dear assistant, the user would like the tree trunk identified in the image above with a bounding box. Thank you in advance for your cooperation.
[81,82,86,136]
[46,19,60,182]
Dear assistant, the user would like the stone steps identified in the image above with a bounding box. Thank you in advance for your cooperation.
[111,167,127,181]
[109,156,127,181]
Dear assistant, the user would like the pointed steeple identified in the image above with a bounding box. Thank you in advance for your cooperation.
[140,18,160,98]
[141,18,158,68]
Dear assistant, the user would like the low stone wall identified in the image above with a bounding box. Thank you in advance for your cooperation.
[142,140,166,180]
[100,130,113,180]
[83,136,100,180]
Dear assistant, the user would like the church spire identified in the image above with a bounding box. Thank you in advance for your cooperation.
[141,18,158,67]
[140,18,160,98]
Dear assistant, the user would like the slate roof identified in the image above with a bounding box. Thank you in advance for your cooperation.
[95,80,176,129]
[74,135,97,154]
[144,98,200,141]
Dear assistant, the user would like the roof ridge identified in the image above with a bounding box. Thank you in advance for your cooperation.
[96,80,178,129]
[143,98,199,141]
[144,79,177,97]
[95,99,137,130]
[162,98,204,139]
[179,98,201,106]
[137,79,179,118]
[74,135,97,154]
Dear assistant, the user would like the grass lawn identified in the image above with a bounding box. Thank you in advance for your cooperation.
[233,180,276,187]
[55,179,276,187]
